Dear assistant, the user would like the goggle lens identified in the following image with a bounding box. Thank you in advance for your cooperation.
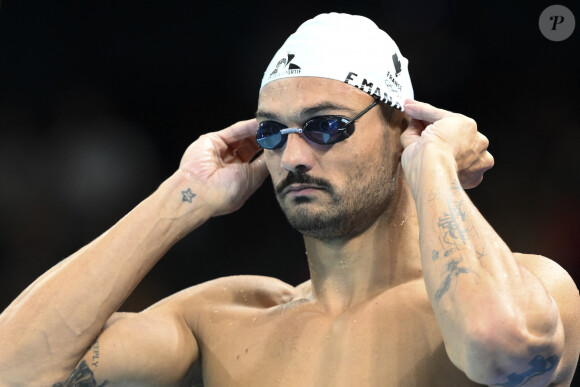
[256,100,378,150]
[256,122,286,149]
[256,116,350,149]
[304,117,346,144]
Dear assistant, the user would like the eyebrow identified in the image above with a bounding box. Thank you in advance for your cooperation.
[255,101,358,121]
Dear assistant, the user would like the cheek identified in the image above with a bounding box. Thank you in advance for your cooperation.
[341,135,394,186]
[346,133,391,168]
[264,151,283,180]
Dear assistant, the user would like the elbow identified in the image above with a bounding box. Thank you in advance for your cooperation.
[458,309,564,385]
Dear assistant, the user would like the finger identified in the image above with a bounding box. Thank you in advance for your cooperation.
[231,138,262,163]
[459,151,494,189]
[467,150,495,174]
[460,173,484,190]
[407,116,427,132]
[246,153,269,194]
[482,150,494,171]
[404,99,456,124]
[217,119,259,144]
[400,119,424,149]
[477,132,490,153]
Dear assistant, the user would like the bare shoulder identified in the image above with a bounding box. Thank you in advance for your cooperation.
[514,253,580,384]
[147,275,299,316]
[513,252,580,325]
[514,253,579,301]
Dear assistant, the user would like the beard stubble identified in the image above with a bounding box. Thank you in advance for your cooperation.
[275,148,398,241]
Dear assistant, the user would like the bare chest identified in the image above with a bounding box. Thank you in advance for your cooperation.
[195,290,482,387]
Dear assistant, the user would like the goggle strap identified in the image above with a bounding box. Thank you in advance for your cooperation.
[347,100,379,126]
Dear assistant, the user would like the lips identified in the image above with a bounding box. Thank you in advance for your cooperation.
[275,171,334,197]
[281,184,326,196]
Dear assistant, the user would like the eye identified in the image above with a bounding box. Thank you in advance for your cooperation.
[304,116,350,144]
[256,121,287,149]
[257,121,286,135]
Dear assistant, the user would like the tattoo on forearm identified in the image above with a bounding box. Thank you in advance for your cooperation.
[434,257,478,300]
[52,360,108,387]
[181,187,196,203]
[431,178,482,300]
[497,355,559,387]
[437,197,467,246]
[432,250,440,260]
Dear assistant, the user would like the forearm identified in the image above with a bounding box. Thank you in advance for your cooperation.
[409,146,563,384]
[0,170,210,383]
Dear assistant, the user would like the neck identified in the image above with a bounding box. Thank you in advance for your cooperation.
[302,174,422,314]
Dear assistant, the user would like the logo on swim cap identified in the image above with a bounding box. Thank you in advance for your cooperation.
[392,53,402,77]
[268,52,302,79]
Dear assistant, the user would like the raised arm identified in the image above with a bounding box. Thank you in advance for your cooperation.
[400,100,580,386]
[0,119,268,386]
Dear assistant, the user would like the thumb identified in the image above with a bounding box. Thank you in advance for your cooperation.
[400,119,424,149]
[245,153,269,195]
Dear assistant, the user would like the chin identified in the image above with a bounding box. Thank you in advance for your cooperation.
[283,206,374,241]
[276,179,395,241]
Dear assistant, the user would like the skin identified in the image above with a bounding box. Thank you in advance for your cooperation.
[0,77,579,387]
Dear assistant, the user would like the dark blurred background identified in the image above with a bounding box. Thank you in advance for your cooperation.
[0,0,578,367]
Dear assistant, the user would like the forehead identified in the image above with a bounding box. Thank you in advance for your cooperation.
[258,77,370,111]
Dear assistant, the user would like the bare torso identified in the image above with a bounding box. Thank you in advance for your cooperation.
[183,276,482,387]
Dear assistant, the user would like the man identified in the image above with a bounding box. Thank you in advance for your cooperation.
[0,13,578,387]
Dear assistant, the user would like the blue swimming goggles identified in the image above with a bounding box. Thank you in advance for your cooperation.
[256,100,379,150]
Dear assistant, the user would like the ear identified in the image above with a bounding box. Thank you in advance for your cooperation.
[385,109,409,133]
[389,111,411,159]
[401,117,409,132]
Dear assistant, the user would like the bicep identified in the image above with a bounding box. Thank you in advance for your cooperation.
[73,309,199,386]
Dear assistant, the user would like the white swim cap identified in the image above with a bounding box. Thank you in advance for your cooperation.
[260,13,414,111]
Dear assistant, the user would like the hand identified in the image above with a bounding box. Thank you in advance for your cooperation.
[400,99,494,189]
[179,119,269,216]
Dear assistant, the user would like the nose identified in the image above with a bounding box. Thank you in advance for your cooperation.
[280,132,316,174]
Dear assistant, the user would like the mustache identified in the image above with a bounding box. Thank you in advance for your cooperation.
[275,170,334,195]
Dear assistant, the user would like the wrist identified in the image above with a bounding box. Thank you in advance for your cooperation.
[403,143,458,200]
[153,170,214,234]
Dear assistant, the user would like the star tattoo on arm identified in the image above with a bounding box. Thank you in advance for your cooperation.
[181,188,196,203]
